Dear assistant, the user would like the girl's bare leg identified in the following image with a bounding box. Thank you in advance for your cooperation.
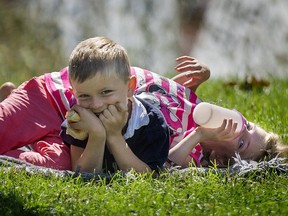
[0,82,16,102]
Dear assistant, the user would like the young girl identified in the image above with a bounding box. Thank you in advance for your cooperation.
[129,58,288,167]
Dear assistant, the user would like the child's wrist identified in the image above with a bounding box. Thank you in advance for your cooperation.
[194,127,204,143]
[88,133,106,144]
[106,133,123,144]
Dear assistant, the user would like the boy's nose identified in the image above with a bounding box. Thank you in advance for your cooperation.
[90,97,103,109]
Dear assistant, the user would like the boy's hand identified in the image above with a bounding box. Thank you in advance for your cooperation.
[99,102,128,138]
[69,105,106,141]
[172,56,210,92]
[197,119,238,142]
[69,105,106,173]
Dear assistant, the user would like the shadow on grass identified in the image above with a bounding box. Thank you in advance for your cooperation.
[0,192,46,216]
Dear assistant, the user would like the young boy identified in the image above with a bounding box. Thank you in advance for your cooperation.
[59,37,170,173]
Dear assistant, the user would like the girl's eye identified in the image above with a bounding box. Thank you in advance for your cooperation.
[239,139,245,149]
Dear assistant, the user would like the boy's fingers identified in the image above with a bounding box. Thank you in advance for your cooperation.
[102,108,113,119]
[70,104,85,114]
[108,104,117,113]
[115,102,128,112]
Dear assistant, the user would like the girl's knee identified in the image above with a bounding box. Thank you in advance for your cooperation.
[0,82,16,102]
[19,151,71,170]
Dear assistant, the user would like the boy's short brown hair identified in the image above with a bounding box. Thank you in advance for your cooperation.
[68,37,130,83]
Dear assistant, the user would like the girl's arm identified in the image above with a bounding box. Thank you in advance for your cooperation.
[172,56,210,92]
[169,119,237,167]
[168,129,202,167]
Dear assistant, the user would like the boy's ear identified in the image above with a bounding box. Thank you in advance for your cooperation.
[128,75,136,97]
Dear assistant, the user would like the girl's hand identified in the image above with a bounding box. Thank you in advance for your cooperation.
[172,56,210,92]
[197,119,238,142]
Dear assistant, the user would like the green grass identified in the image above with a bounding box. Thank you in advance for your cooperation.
[1,78,288,215]
[1,166,288,215]
[1,2,288,215]
[0,2,66,86]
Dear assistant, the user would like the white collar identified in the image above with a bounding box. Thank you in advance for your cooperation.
[124,96,150,139]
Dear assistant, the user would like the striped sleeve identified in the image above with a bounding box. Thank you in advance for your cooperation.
[44,67,74,119]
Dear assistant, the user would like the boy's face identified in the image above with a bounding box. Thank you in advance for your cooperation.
[200,121,269,167]
[70,72,135,115]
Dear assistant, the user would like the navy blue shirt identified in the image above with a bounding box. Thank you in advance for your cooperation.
[60,97,170,173]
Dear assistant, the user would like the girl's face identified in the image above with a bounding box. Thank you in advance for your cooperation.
[70,73,135,115]
[200,121,269,167]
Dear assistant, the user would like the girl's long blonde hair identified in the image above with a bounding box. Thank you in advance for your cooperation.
[261,133,288,160]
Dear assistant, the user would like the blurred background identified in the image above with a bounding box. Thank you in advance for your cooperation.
[1,0,288,85]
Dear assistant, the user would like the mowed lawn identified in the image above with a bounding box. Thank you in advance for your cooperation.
[1,77,288,216]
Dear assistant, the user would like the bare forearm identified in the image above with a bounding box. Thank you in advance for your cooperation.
[168,129,201,166]
[76,146,104,172]
[71,138,105,173]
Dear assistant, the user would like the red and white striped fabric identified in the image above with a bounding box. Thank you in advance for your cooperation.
[44,67,74,120]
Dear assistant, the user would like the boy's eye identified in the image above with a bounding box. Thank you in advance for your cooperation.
[78,94,89,99]
[77,94,90,101]
[101,90,113,96]
[239,139,245,149]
